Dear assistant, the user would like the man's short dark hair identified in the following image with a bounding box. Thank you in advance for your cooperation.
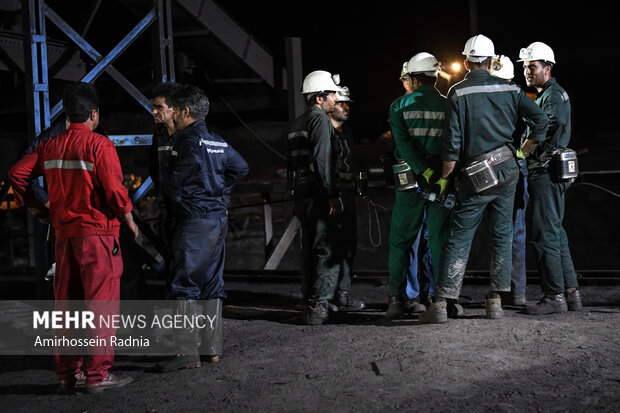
[152,82,182,107]
[540,60,554,70]
[410,73,437,86]
[62,82,99,123]
[172,84,210,120]
[305,91,333,105]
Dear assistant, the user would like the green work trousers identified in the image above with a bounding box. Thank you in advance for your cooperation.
[527,167,578,294]
[435,161,519,300]
[388,189,450,297]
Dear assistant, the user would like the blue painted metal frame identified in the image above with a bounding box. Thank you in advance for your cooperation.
[42,4,154,114]
[20,0,177,277]
[46,5,157,120]
[24,0,50,136]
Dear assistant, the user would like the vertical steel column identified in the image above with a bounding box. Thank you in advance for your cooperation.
[154,0,175,82]
[21,0,51,298]
[285,37,304,122]
[22,0,50,137]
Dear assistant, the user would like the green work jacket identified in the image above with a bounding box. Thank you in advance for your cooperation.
[389,84,446,174]
[531,77,572,161]
[442,70,548,163]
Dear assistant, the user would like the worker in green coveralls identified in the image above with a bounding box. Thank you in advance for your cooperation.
[385,52,451,319]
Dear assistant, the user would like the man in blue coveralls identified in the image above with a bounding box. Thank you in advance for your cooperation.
[160,84,249,371]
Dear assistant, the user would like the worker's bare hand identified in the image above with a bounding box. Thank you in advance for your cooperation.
[123,211,140,240]
[328,198,342,216]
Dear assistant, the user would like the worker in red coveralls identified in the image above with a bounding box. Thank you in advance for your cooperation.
[8,82,138,394]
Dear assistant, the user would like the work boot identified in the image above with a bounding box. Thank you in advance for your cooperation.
[512,293,527,306]
[565,288,583,311]
[84,373,133,394]
[525,293,568,315]
[385,296,405,319]
[200,298,223,363]
[485,294,503,319]
[447,299,464,318]
[419,300,448,324]
[404,297,426,313]
[301,301,329,325]
[56,370,86,394]
[331,290,365,312]
[158,300,202,372]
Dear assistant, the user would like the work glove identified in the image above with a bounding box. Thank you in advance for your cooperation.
[429,177,449,198]
[516,148,527,159]
[421,167,434,184]
[437,177,449,195]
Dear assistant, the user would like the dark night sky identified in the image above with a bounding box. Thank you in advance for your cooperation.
[221,1,618,144]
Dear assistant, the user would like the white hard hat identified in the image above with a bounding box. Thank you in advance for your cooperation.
[517,41,555,64]
[490,55,514,80]
[302,70,341,94]
[336,86,353,102]
[462,34,495,62]
[406,52,440,77]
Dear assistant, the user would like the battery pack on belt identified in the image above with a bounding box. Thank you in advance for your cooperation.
[392,160,418,191]
[550,148,578,181]
[463,146,514,193]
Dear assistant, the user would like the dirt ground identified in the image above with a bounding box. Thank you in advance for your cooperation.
[1,277,619,413]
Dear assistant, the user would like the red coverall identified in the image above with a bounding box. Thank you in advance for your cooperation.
[8,123,133,385]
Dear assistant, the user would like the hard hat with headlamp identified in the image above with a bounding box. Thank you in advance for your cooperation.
[336,86,353,102]
[517,42,555,64]
[406,52,441,77]
[490,55,514,80]
[399,62,409,81]
[302,70,342,94]
[462,34,495,62]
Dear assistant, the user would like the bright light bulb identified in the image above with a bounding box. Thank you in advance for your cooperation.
[451,62,461,72]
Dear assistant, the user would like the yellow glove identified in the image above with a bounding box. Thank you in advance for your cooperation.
[516,149,526,159]
[422,167,434,183]
[437,178,449,195]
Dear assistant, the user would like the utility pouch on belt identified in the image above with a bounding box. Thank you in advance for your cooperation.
[549,148,578,181]
[392,160,418,191]
[463,146,514,193]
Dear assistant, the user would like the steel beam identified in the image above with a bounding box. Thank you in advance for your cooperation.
[154,0,175,82]
[22,0,49,137]
[42,4,154,114]
[175,0,277,87]
[263,216,300,271]
[48,6,157,119]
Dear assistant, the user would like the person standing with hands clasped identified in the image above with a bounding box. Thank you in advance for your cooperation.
[385,52,450,320]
